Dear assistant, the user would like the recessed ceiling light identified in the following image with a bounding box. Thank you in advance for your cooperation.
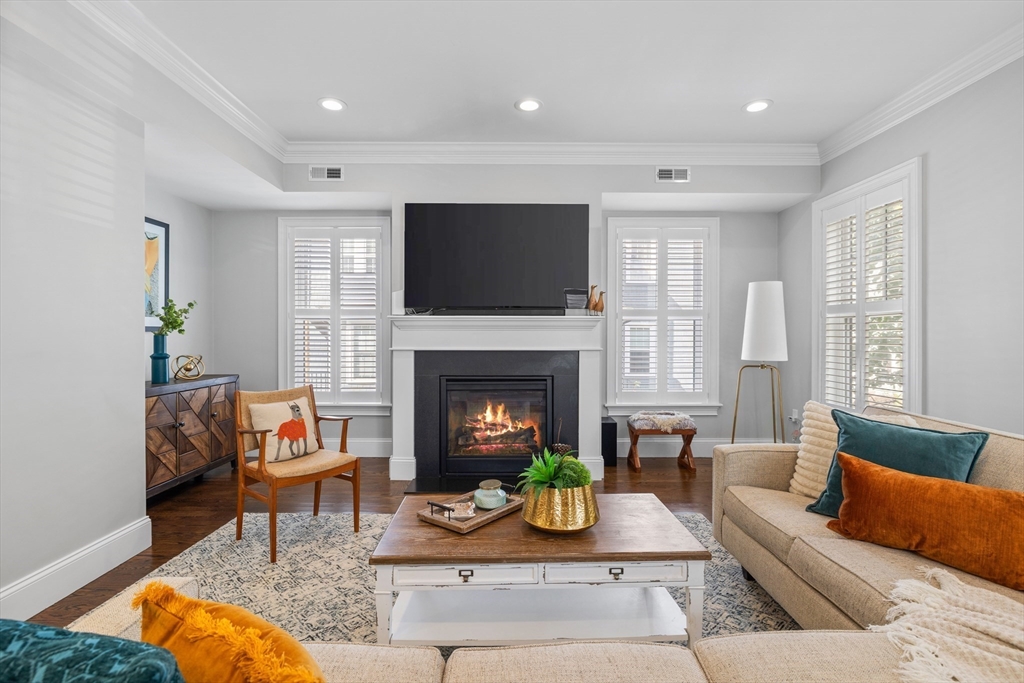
[318,97,346,111]
[515,99,542,112]
[744,99,773,113]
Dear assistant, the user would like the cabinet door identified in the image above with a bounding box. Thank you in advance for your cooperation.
[210,382,237,460]
[177,387,211,474]
[145,395,178,487]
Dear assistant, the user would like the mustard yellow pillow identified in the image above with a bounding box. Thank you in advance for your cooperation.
[132,581,323,683]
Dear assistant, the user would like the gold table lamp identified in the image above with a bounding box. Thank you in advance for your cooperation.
[731,281,787,444]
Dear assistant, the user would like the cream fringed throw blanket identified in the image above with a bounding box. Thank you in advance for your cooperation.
[871,568,1024,683]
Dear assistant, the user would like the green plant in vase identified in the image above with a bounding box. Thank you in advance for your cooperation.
[518,448,599,533]
[151,299,196,384]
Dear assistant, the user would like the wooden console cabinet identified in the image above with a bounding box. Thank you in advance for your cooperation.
[145,374,239,497]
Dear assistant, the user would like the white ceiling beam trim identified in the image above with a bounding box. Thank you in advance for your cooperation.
[282,142,821,166]
[70,0,289,160]
[817,22,1024,164]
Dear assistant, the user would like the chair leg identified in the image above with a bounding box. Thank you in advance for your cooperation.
[628,427,641,472]
[352,459,360,533]
[313,480,322,516]
[236,477,245,541]
[269,481,278,564]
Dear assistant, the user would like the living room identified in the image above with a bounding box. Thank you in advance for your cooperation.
[1,1,1022,681]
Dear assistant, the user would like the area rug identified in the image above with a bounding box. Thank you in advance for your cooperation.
[142,512,798,643]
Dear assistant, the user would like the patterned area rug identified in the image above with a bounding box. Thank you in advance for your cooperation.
[144,512,798,643]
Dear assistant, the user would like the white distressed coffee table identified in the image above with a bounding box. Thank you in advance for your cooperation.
[370,493,711,648]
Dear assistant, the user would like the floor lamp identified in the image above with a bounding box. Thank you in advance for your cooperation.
[731,281,788,444]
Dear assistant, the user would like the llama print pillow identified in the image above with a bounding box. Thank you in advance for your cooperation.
[249,397,320,461]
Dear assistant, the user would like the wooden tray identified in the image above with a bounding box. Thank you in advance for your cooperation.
[417,492,524,534]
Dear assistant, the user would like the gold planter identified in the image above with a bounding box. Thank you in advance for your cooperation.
[521,485,600,534]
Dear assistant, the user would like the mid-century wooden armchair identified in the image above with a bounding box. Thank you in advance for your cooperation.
[234,385,359,562]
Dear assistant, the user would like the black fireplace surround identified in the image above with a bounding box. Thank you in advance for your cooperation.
[414,351,579,481]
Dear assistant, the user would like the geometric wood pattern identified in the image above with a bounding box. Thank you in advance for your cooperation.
[145,375,238,497]
[177,388,210,475]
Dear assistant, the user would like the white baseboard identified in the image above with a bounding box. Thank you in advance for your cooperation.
[326,437,392,458]
[579,456,606,481]
[616,437,766,459]
[389,457,417,480]
[0,516,152,621]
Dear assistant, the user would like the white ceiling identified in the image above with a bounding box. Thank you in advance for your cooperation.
[135,0,1022,145]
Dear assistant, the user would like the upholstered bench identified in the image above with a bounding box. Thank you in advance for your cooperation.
[627,411,697,472]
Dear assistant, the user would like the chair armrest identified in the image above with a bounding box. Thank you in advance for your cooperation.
[316,415,353,422]
[66,577,198,641]
[712,443,800,542]
[237,428,272,435]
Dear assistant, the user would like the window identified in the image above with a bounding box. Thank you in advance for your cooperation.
[812,158,920,413]
[279,217,391,406]
[607,217,720,411]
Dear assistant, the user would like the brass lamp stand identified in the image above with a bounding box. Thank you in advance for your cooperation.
[730,364,785,444]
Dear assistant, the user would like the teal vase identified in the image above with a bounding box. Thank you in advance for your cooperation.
[151,334,170,384]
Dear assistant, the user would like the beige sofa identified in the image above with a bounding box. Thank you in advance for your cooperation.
[712,405,1024,630]
[68,577,907,682]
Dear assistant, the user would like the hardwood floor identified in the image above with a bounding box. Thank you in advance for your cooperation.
[29,457,712,627]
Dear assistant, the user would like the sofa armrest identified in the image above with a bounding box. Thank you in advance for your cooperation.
[66,577,198,641]
[712,444,799,542]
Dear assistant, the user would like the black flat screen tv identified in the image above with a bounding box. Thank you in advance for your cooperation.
[404,203,588,311]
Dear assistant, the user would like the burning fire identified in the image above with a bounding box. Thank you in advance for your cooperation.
[470,401,528,437]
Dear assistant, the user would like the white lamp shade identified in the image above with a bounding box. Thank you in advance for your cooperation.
[741,281,788,362]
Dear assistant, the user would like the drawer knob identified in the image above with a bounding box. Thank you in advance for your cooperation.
[458,569,474,583]
[609,567,624,580]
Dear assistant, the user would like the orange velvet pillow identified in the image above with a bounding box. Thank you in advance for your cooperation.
[132,581,324,683]
[826,452,1024,590]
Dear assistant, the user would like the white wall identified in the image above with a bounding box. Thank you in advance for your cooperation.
[144,186,215,380]
[779,58,1024,433]
[0,8,150,618]
[211,196,787,460]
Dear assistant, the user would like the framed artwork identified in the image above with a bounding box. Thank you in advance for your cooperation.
[144,217,169,331]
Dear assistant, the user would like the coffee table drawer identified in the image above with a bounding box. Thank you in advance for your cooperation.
[392,564,539,587]
[545,562,687,584]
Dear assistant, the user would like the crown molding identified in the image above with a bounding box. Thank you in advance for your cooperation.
[818,23,1024,164]
[283,141,821,165]
[70,0,289,160]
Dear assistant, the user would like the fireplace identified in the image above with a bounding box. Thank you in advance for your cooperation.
[441,377,552,475]
[410,351,579,486]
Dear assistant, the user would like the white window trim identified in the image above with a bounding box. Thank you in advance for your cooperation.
[605,216,720,413]
[278,216,392,410]
[810,158,922,413]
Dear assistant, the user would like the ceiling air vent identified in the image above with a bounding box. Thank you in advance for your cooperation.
[655,167,690,183]
[309,165,344,181]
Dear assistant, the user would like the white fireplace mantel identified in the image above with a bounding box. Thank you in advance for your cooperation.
[389,315,606,481]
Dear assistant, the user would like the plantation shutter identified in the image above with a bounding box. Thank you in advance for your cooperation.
[288,226,383,404]
[819,183,908,411]
[293,237,332,391]
[615,226,710,404]
[337,238,378,393]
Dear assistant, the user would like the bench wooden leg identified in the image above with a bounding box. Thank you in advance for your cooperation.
[677,432,696,470]
[628,425,641,472]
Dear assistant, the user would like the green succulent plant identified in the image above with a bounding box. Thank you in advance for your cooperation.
[516,448,590,498]
[155,298,197,336]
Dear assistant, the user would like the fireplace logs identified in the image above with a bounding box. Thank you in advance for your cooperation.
[449,398,543,455]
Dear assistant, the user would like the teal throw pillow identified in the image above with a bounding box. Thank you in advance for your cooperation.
[0,619,184,683]
[806,410,989,518]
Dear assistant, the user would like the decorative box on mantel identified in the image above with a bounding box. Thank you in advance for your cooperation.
[144,374,239,497]
[390,315,605,482]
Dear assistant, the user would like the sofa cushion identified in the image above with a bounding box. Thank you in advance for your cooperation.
[0,619,184,683]
[788,536,1024,628]
[304,643,444,683]
[828,453,1024,590]
[807,411,988,518]
[442,641,709,683]
[722,486,841,563]
[694,631,902,683]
